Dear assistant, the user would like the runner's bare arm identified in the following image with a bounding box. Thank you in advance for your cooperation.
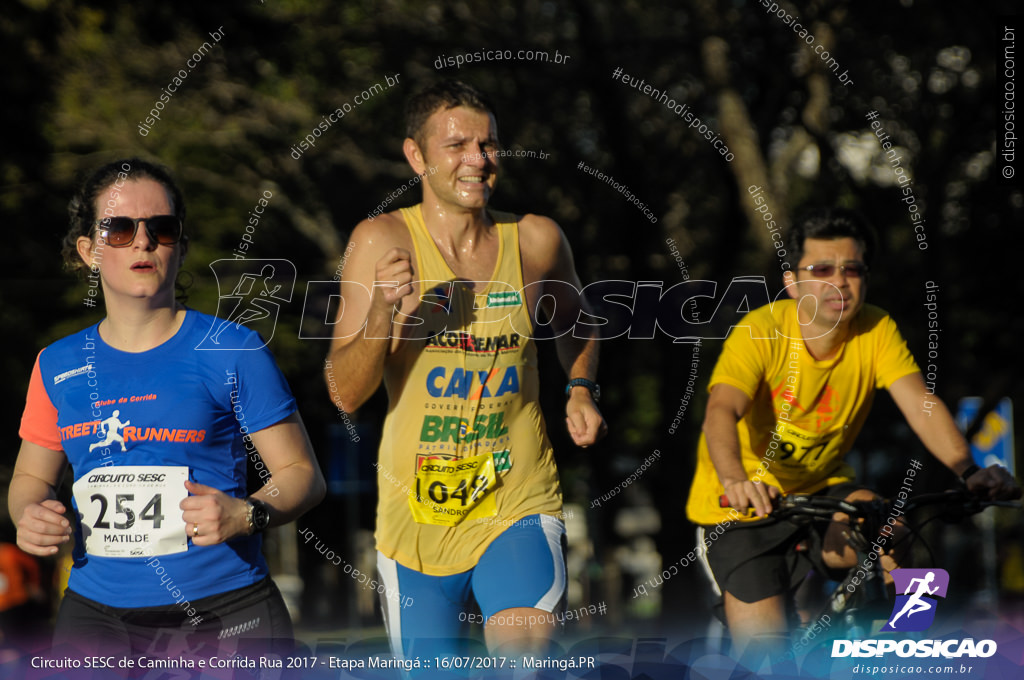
[703,383,778,516]
[324,217,415,413]
[181,412,325,546]
[9,441,72,556]
[520,215,606,447]
[890,372,1020,499]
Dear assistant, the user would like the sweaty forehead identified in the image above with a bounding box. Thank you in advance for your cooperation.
[800,237,864,263]
[425,106,498,142]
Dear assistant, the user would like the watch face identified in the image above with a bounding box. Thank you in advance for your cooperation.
[252,501,271,530]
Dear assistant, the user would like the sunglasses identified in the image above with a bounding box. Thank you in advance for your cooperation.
[94,215,182,248]
[798,263,869,278]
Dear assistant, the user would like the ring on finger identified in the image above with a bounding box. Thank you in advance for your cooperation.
[192,523,199,537]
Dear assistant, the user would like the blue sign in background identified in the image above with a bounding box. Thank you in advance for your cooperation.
[956,397,1015,475]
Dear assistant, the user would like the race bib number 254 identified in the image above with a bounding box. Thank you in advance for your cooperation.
[72,465,188,558]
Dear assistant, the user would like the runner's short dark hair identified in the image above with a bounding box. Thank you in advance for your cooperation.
[785,208,877,268]
[405,80,497,146]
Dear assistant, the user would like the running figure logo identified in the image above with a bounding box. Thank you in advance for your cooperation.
[88,410,131,452]
[882,568,950,632]
[196,259,296,350]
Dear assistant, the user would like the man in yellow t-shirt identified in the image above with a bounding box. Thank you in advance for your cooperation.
[324,81,606,661]
[685,209,1019,654]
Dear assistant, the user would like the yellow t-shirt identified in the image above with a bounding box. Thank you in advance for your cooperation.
[685,300,920,525]
[374,205,562,575]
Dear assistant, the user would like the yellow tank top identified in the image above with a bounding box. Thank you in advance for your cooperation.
[374,205,562,575]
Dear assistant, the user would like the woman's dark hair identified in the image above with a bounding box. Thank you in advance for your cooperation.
[62,158,188,274]
[405,80,498,147]
[785,208,877,269]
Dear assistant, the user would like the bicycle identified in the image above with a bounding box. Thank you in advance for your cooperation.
[714,489,1021,657]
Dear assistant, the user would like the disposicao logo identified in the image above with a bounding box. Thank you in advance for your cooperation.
[831,568,997,659]
[882,568,949,632]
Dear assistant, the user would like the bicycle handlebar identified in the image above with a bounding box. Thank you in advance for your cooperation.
[718,490,1020,522]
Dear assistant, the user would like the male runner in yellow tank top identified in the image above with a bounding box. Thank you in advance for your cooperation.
[325,81,606,661]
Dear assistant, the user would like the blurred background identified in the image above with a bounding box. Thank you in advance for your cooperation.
[2,0,1021,662]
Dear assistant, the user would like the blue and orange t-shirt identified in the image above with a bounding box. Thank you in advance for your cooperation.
[18,309,295,607]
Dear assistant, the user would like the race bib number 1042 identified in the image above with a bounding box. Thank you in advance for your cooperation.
[410,453,498,527]
[72,465,188,558]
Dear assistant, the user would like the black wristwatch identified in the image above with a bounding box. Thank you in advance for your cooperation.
[959,463,981,484]
[565,378,600,402]
[245,498,271,534]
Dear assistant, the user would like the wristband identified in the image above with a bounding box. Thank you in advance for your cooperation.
[959,463,981,484]
[566,378,600,402]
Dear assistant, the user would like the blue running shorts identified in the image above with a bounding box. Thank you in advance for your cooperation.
[376,514,567,660]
